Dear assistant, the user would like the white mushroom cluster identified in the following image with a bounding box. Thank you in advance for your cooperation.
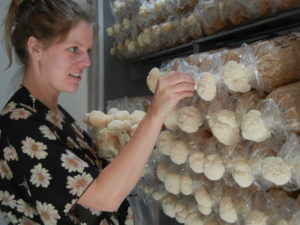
[93,30,300,224]
[223,60,254,93]
[84,108,145,160]
[245,210,269,225]
[230,157,254,188]
[203,154,225,181]
[196,72,217,101]
[195,187,213,216]
[262,156,291,186]
[146,67,170,93]
[241,109,271,142]
[177,106,203,133]
[157,130,175,156]
[219,196,238,223]
[188,150,205,174]
[207,109,240,145]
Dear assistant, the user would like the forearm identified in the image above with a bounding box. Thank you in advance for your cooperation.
[79,107,164,211]
[78,71,195,211]
[99,108,163,203]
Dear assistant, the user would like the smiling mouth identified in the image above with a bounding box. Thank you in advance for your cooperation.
[69,73,81,78]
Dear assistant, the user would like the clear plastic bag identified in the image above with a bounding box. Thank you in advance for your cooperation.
[277,134,300,192]
[206,97,241,146]
[240,98,288,144]
[195,0,230,35]
[127,188,160,225]
[250,33,300,93]
[235,90,263,124]
[182,10,203,40]
[110,0,141,22]
[222,0,272,26]
[269,0,300,11]
[266,81,300,134]
[106,96,152,113]
[221,43,262,95]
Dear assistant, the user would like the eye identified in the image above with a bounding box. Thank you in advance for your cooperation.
[87,48,93,56]
[69,47,79,54]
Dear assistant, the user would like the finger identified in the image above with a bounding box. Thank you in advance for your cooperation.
[168,73,195,85]
[169,82,195,94]
[161,72,195,86]
[173,90,196,102]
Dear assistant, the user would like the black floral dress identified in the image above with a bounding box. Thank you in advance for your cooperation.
[0,86,128,225]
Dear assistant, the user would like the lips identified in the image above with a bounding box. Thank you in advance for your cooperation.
[69,73,81,78]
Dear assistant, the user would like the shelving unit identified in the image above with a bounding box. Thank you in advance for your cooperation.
[103,4,300,106]
[100,3,300,225]
[132,7,300,62]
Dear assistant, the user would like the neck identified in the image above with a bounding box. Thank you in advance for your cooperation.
[23,68,60,113]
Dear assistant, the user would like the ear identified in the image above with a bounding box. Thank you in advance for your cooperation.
[27,36,43,60]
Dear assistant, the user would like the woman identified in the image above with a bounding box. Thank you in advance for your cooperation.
[0,0,195,224]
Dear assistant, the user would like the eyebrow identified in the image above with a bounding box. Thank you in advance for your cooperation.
[67,40,93,49]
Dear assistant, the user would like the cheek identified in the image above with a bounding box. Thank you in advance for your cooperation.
[40,50,77,77]
[50,56,72,73]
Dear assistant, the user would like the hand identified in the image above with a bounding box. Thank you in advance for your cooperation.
[149,71,196,122]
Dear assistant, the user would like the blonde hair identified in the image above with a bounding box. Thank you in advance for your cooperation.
[5,0,94,68]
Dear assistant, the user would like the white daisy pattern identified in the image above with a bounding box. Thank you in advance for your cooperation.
[21,137,48,159]
[67,137,80,149]
[45,110,63,129]
[76,136,90,150]
[0,160,13,180]
[63,199,82,224]
[63,199,77,214]
[61,150,88,173]
[0,86,103,224]
[36,201,61,225]
[17,199,37,218]
[4,145,18,161]
[66,173,93,196]
[88,207,101,216]
[69,214,80,224]
[39,125,57,140]
[4,211,18,224]
[30,163,52,188]
[0,191,17,209]
[18,217,40,225]
[1,101,16,115]
[10,108,32,120]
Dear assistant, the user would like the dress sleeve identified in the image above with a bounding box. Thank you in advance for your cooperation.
[0,110,100,219]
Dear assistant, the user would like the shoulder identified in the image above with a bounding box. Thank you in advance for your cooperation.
[0,89,59,143]
[1,85,36,120]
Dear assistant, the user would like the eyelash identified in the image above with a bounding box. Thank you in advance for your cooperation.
[88,49,93,55]
[69,47,79,54]
[69,47,93,56]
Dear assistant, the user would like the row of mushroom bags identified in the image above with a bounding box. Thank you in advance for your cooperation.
[107,0,300,59]
[84,32,300,224]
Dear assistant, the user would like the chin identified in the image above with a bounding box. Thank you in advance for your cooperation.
[63,86,80,94]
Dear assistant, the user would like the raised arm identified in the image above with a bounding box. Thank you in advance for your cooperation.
[78,71,195,211]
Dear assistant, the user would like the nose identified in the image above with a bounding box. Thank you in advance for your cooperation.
[79,52,91,69]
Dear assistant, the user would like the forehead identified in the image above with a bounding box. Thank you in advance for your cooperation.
[60,21,94,47]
